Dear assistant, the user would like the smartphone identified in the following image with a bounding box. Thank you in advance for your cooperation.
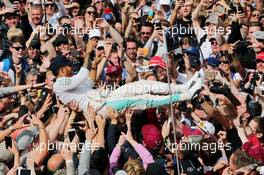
[68,128,76,142]
[51,106,59,113]
[5,136,12,149]
[205,70,216,80]
[16,169,32,175]
[154,22,162,30]
[70,50,80,57]
[71,122,85,127]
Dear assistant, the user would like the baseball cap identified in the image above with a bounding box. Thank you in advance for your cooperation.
[29,39,41,50]
[149,56,167,69]
[194,120,215,135]
[256,52,264,62]
[96,40,105,49]
[53,34,69,47]
[89,28,101,39]
[15,126,39,151]
[205,13,218,25]
[49,55,72,75]
[253,31,264,40]
[207,56,220,67]
[185,47,200,57]
[142,124,163,149]
[64,2,80,8]
[106,65,123,75]
[159,0,170,5]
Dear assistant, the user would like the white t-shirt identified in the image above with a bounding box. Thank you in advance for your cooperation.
[53,67,95,111]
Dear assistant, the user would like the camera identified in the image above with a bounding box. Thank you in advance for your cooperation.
[154,21,162,30]
[245,72,262,95]
[209,81,241,106]
[83,33,89,44]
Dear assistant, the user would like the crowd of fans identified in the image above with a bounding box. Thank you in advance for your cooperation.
[0,0,264,174]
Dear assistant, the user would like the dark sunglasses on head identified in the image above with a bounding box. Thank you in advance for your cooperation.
[45,3,55,7]
[12,46,25,51]
[86,11,96,15]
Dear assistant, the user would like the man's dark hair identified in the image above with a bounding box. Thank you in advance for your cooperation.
[139,21,154,32]
[198,138,222,166]
[58,16,71,24]
[254,117,264,136]
[249,22,263,30]
[123,37,138,49]
[90,147,109,174]
[9,36,24,46]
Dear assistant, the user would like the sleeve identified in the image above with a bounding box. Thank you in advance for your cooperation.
[134,144,155,170]
[109,146,122,175]
[0,62,4,71]
[53,67,92,92]
[66,160,76,175]
[78,140,92,175]
[0,87,16,98]
[55,1,67,18]
[106,124,118,154]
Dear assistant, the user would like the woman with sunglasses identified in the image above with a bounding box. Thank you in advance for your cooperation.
[43,0,67,28]
[218,53,241,87]
[84,6,97,29]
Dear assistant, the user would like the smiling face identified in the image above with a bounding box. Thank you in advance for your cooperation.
[85,6,96,22]
[45,2,55,15]
[5,15,19,28]
[179,2,192,18]
[10,42,25,60]
[31,6,43,26]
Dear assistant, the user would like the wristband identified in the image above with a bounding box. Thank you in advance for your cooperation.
[66,160,73,164]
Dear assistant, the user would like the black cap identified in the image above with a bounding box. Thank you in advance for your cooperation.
[53,34,69,47]
[146,163,164,175]
[49,55,72,75]
[248,101,262,117]
[5,11,20,19]
[29,39,41,50]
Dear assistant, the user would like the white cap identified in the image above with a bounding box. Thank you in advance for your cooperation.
[194,120,216,135]
[89,28,101,39]
[96,40,105,49]
[159,0,170,5]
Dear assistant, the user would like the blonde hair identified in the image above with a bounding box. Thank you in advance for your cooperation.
[7,28,23,41]
[123,160,145,175]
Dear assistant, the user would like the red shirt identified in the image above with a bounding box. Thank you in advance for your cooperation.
[242,134,264,163]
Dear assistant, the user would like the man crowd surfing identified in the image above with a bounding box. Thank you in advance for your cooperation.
[0,0,264,174]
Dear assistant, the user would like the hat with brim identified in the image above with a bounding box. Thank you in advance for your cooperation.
[253,31,264,41]
[89,28,101,39]
[50,55,72,75]
[16,126,39,151]
[64,2,80,9]
[256,52,264,62]
[106,65,123,75]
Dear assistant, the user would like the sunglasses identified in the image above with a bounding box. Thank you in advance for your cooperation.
[45,3,55,7]
[220,60,230,64]
[12,46,25,51]
[86,11,96,15]
[252,13,260,17]
[141,32,151,35]
[211,41,217,45]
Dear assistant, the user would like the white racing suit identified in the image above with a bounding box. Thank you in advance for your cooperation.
[53,68,201,116]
